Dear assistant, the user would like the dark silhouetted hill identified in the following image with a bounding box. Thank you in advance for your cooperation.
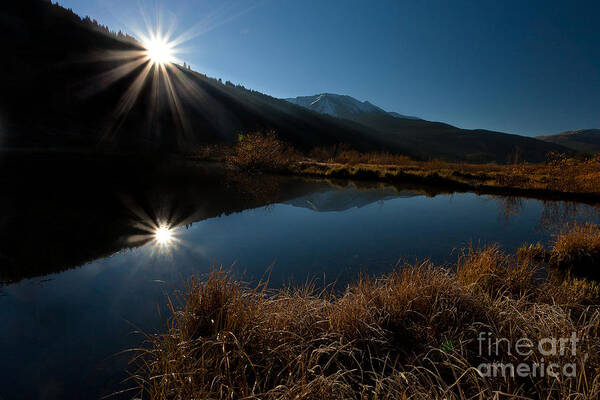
[0,0,390,154]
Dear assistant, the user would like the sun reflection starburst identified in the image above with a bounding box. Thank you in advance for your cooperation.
[154,225,174,245]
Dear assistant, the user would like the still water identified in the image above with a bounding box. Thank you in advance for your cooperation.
[1,169,599,399]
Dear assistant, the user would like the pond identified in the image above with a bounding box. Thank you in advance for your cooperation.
[1,159,599,400]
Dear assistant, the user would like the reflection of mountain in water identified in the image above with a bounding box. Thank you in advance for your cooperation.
[3,153,598,284]
[285,186,419,212]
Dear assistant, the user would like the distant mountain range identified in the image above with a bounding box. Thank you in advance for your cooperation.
[537,129,600,154]
[0,0,593,163]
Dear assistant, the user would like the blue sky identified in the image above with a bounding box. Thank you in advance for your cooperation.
[58,0,599,136]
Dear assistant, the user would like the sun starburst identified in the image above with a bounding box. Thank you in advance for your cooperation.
[154,225,174,245]
[83,2,257,147]
[144,37,175,65]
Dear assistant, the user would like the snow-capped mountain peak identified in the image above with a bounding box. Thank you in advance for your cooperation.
[284,93,420,120]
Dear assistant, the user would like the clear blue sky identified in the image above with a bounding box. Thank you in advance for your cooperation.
[57,0,599,136]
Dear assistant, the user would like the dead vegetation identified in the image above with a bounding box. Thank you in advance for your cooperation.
[132,225,600,400]
[225,132,301,172]
[295,151,600,196]
[200,132,600,197]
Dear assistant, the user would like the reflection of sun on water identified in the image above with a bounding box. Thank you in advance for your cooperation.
[155,226,173,245]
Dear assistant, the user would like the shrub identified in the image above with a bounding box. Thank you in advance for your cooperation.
[226,131,300,172]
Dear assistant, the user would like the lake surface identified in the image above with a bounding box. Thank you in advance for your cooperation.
[1,161,599,400]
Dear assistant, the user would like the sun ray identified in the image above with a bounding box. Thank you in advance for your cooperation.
[160,62,192,140]
[167,0,260,48]
[116,62,153,117]
[81,56,148,97]
[147,58,162,136]
[100,61,153,142]
[87,49,147,62]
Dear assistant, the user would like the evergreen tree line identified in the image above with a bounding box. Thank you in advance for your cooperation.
[48,0,139,45]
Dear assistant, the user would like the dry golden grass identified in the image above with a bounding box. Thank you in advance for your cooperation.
[294,152,600,196]
[309,145,414,166]
[298,147,600,196]
[189,132,600,196]
[550,222,600,273]
[133,234,600,399]
[456,243,541,299]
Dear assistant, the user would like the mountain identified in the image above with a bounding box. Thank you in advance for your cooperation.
[284,185,418,212]
[0,0,391,154]
[537,129,600,154]
[285,93,420,120]
[388,112,420,120]
[286,94,568,163]
[0,0,569,163]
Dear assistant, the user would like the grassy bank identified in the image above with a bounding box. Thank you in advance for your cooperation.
[133,224,600,399]
[199,132,600,199]
[291,157,600,202]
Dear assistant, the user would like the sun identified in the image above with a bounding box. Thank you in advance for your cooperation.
[155,225,173,245]
[144,37,174,65]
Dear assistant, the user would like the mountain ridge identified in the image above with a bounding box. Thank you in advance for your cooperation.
[538,129,600,154]
[285,93,568,163]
